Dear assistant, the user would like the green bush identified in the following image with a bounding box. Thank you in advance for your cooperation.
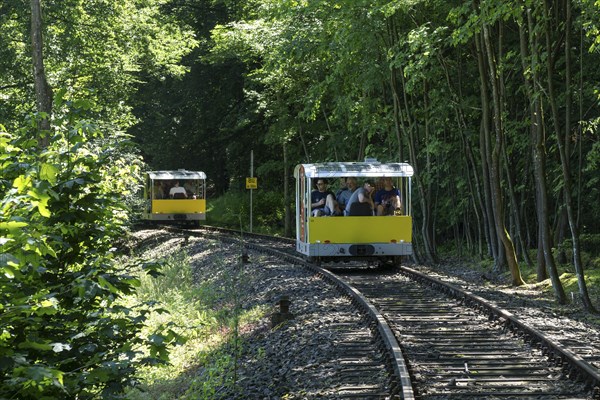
[207,190,286,235]
[558,234,600,254]
[0,103,180,399]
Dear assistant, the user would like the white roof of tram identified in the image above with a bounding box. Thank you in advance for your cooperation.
[147,170,206,180]
[294,161,414,178]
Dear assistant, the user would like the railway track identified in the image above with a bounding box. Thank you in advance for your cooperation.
[161,225,599,399]
[337,269,595,399]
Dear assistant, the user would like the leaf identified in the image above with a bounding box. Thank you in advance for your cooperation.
[18,340,53,351]
[98,275,119,294]
[54,88,68,108]
[120,277,141,287]
[36,298,59,315]
[2,264,17,279]
[40,163,58,184]
[0,221,28,230]
[37,201,51,218]
[0,253,19,266]
[51,342,72,353]
[12,175,31,192]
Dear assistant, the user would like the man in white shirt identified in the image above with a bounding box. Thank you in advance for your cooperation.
[169,181,188,198]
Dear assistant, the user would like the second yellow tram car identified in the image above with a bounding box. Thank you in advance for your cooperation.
[294,160,413,265]
[142,170,207,225]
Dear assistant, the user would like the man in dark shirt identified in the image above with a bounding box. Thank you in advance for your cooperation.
[375,177,402,215]
[336,177,357,214]
[311,178,339,216]
[344,180,375,216]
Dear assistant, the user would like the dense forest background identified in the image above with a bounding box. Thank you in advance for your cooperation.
[132,0,600,278]
[133,0,600,298]
[1,0,600,397]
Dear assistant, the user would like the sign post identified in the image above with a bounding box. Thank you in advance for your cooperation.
[247,150,255,233]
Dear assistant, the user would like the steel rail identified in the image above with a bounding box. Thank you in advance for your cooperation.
[400,265,600,391]
[244,241,416,400]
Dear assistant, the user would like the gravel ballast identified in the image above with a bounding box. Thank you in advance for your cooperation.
[132,229,599,398]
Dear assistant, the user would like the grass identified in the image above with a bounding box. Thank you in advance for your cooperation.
[124,241,268,399]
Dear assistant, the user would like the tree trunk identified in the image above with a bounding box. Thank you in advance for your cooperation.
[474,34,499,264]
[440,51,485,259]
[533,92,565,302]
[283,141,291,238]
[31,0,52,148]
[394,70,438,264]
[388,57,420,266]
[503,147,534,267]
[390,68,404,162]
[543,0,596,312]
[481,19,524,286]
[520,5,565,300]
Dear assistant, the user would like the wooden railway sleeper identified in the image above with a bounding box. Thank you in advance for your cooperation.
[516,327,524,336]
[541,345,550,356]
[389,382,401,397]
[592,384,600,399]
[525,334,535,345]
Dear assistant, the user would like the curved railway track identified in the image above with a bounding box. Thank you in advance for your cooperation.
[338,269,595,399]
[161,225,599,399]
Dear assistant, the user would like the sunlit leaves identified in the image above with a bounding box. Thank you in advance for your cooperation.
[0,0,198,131]
[0,221,28,231]
[39,163,58,184]
[0,106,173,399]
[12,175,32,193]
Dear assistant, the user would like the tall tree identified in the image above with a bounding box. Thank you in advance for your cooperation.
[517,4,565,302]
[480,12,523,285]
[30,0,52,147]
[1,0,197,132]
[542,0,595,311]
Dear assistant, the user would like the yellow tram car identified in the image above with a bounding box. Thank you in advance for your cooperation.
[294,160,413,265]
[142,170,206,225]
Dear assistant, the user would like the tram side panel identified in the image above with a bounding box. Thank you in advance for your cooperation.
[146,199,206,221]
[295,165,310,251]
[296,215,413,258]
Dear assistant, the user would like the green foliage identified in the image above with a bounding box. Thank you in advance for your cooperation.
[557,234,600,263]
[0,107,178,399]
[0,0,198,131]
[126,240,268,399]
[133,0,600,273]
[208,190,286,235]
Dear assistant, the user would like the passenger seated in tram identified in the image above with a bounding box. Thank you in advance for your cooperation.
[169,180,188,199]
[375,177,402,216]
[311,178,341,216]
[184,181,197,198]
[344,180,375,216]
[336,177,358,215]
[153,182,165,199]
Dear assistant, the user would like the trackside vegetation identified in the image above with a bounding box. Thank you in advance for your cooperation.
[0,105,183,399]
[125,238,268,399]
